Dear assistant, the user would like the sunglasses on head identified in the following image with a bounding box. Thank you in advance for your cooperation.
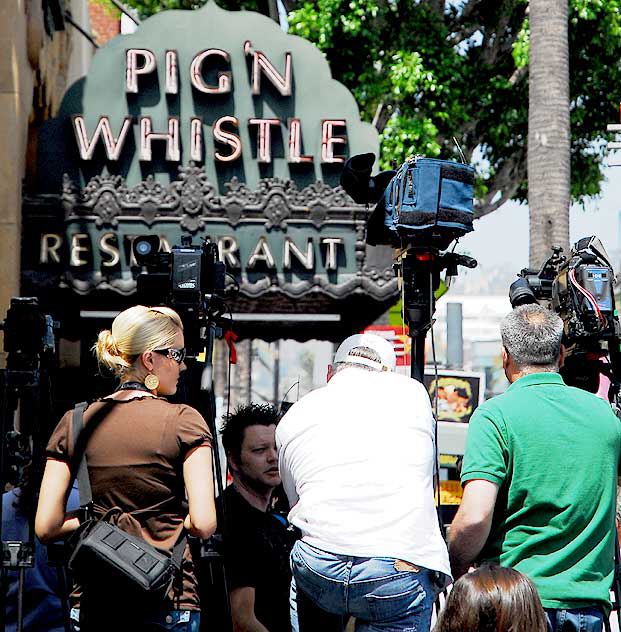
[153,348,186,364]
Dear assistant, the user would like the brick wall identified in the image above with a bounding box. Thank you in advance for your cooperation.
[88,0,120,46]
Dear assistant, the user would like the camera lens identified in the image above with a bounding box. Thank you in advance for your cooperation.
[132,235,162,266]
[509,278,538,308]
[135,240,153,256]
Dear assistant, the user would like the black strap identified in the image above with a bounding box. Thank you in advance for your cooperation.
[115,381,153,394]
[70,401,186,567]
[72,402,91,510]
[171,536,186,570]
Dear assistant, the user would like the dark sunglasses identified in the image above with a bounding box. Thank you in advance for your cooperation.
[153,348,186,364]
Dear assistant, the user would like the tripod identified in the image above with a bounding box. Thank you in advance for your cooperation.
[173,309,233,632]
[398,248,477,535]
[399,248,477,383]
[0,298,59,632]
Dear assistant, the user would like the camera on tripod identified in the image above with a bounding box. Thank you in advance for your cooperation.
[340,151,478,381]
[132,235,228,357]
[1,297,56,371]
[133,235,226,309]
[340,152,475,250]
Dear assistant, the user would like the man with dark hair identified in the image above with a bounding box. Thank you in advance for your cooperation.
[449,304,621,632]
[220,403,297,632]
[277,333,451,632]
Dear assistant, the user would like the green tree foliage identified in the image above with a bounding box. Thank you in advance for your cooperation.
[112,0,621,217]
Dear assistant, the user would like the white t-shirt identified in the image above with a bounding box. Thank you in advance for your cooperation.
[276,367,451,577]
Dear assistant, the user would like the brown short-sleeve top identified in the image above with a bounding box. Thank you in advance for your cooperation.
[46,397,212,610]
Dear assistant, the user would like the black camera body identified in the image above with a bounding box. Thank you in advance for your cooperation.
[133,235,225,306]
[1,297,56,371]
[509,236,621,394]
[509,236,619,344]
[132,235,227,357]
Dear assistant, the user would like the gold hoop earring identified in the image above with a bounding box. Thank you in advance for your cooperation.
[144,374,160,391]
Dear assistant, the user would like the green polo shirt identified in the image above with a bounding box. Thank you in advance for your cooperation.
[461,372,621,611]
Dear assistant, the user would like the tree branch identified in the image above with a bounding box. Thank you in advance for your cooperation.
[419,0,445,16]
[373,100,394,133]
[475,150,526,218]
[475,187,518,218]
[509,64,527,86]
[450,23,484,46]
[481,13,512,65]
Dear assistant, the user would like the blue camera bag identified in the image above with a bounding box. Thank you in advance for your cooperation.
[378,157,475,248]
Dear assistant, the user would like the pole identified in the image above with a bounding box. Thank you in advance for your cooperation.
[266,0,279,22]
[273,340,280,407]
[410,332,426,383]
[108,0,140,25]
[403,253,434,383]
[446,302,463,369]
[247,340,253,406]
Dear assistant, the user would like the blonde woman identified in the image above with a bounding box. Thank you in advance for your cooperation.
[35,305,217,632]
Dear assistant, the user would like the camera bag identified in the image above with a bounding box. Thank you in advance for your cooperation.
[67,401,185,599]
[371,157,475,248]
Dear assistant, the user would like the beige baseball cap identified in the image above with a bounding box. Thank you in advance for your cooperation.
[333,333,396,372]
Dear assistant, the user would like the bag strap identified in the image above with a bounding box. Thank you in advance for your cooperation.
[171,536,186,570]
[71,400,187,565]
[72,401,92,511]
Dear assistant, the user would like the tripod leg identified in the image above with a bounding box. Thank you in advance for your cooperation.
[57,563,72,632]
[17,567,25,632]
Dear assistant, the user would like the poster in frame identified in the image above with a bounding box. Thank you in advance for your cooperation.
[424,369,486,424]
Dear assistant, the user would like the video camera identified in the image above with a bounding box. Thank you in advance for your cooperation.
[340,152,477,381]
[132,235,228,357]
[1,297,56,371]
[340,152,475,250]
[509,236,621,395]
[0,297,58,490]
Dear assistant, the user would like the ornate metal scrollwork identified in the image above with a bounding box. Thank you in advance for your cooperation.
[59,164,398,302]
[62,163,366,233]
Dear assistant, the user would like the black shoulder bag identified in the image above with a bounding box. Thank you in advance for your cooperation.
[67,401,186,599]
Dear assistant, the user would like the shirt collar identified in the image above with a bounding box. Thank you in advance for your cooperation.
[328,366,381,385]
[507,371,564,391]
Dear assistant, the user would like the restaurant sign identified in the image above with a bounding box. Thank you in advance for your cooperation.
[25,2,398,338]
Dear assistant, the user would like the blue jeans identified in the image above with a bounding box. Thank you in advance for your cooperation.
[291,540,448,632]
[545,607,604,632]
[70,607,200,631]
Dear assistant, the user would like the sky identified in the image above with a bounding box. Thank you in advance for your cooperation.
[451,165,621,290]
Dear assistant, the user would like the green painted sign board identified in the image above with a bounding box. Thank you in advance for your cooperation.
[24,2,398,339]
[37,1,378,193]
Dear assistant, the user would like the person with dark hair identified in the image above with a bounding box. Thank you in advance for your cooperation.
[277,333,451,632]
[433,564,547,632]
[449,304,621,632]
[220,403,297,632]
[3,460,79,631]
[35,305,217,631]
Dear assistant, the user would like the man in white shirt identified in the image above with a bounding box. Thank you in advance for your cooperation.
[276,334,451,632]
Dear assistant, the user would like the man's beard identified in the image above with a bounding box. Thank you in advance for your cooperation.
[238,470,277,496]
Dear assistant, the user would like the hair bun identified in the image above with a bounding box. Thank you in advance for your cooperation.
[100,330,119,355]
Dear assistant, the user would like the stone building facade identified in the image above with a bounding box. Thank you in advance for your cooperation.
[1,0,93,359]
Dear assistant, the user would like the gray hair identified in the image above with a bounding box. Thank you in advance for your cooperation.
[333,346,383,374]
[501,304,563,370]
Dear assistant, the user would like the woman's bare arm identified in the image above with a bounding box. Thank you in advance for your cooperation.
[183,446,217,538]
[35,459,80,543]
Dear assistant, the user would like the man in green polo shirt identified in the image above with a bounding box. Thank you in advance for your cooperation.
[449,304,621,632]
